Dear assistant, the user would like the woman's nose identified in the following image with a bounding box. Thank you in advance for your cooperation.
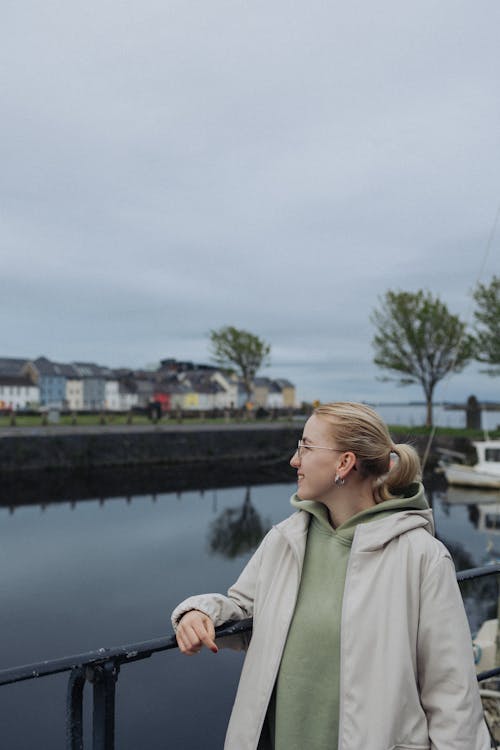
[290,450,300,468]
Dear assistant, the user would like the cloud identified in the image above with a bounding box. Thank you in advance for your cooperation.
[2,0,500,402]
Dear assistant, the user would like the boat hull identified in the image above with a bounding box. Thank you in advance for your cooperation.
[444,464,500,489]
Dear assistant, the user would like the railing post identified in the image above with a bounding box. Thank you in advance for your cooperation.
[88,660,119,750]
[495,573,500,668]
[66,667,85,750]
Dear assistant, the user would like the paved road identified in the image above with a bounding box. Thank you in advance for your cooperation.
[0,420,302,438]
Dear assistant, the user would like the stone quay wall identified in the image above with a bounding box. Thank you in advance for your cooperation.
[0,424,301,472]
[0,423,473,472]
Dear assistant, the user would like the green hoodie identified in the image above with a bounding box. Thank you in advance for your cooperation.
[267,484,429,750]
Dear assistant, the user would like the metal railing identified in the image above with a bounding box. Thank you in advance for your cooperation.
[0,564,499,749]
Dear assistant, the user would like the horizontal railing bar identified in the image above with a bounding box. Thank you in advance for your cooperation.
[0,563,498,688]
[0,618,253,687]
[457,563,500,581]
[477,667,500,682]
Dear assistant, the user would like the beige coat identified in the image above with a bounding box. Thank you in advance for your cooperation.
[172,508,490,750]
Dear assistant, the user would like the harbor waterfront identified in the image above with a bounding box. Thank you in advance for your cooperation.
[0,415,492,472]
[0,465,499,749]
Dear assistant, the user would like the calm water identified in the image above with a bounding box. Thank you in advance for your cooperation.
[0,473,499,749]
[375,403,500,430]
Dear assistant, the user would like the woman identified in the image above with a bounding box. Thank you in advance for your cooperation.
[172,402,490,750]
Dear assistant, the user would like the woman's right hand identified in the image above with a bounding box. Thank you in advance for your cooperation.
[176,610,218,655]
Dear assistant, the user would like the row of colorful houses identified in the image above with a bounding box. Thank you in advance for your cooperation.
[0,356,296,412]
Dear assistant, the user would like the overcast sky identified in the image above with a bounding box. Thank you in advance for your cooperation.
[2,0,500,404]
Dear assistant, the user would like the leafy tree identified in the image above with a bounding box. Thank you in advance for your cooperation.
[473,275,500,374]
[209,326,271,403]
[371,290,475,427]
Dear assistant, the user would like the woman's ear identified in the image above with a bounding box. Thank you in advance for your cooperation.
[338,451,357,477]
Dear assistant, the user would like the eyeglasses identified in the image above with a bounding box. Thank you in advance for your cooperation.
[295,440,345,459]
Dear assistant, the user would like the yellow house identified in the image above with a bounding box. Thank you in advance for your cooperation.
[183,392,199,409]
[274,379,296,408]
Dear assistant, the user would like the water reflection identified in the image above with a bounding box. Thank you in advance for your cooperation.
[209,487,271,558]
[437,485,500,557]
[0,477,295,750]
[430,482,500,633]
[0,462,294,510]
[0,469,499,749]
[440,485,500,507]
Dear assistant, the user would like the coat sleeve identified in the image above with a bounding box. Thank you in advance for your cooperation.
[417,553,490,750]
[170,528,272,633]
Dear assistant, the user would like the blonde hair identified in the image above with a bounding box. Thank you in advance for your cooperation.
[313,402,421,502]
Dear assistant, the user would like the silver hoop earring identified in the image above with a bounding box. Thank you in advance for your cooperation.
[334,474,345,487]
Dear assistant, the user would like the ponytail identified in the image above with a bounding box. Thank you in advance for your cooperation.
[377,443,421,502]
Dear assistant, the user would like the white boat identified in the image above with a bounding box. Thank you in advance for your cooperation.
[443,441,500,489]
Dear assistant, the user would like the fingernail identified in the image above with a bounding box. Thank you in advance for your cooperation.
[211,646,218,653]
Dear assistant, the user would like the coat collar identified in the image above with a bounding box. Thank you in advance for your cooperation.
[274,507,435,554]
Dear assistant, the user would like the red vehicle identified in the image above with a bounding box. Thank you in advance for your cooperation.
[152,392,171,413]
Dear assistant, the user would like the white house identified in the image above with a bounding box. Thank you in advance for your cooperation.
[66,378,84,411]
[0,376,39,410]
[105,379,121,411]
[211,371,247,409]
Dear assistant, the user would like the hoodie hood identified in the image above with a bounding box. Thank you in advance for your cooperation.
[289,481,433,549]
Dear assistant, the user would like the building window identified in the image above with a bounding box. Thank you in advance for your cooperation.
[485,449,500,462]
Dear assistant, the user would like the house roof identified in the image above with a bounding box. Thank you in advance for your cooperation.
[58,364,79,378]
[254,377,272,388]
[112,368,134,378]
[71,362,116,379]
[179,370,228,394]
[33,356,73,377]
[28,358,120,380]
[72,362,102,378]
[273,378,294,389]
[0,357,31,376]
[159,358,218,373]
